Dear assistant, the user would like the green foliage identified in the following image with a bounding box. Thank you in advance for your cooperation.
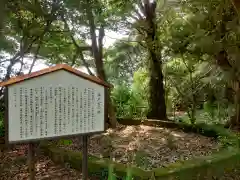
[108,164,117,180]
[162,0,240,125]
[111,68,149,118]
[125,166,133,180]
[105,40,144,85]
[0,0,238,126]
[164,56,207,123]
[107,163,134,180]
[57,139,73,146]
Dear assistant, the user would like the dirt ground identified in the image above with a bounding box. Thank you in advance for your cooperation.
[0,145,84,180]
[0,125,240,179]
[56,125,220,170]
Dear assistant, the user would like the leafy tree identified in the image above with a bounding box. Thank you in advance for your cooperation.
[111,68,149,118]
[0,0,62,97]
[105,40,145,86]
[60,0,136,127]
[171,0,240,125]
[110,0,177,120]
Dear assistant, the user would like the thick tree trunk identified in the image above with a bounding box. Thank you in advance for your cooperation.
[217,52,240,128]
[143,0,167,120]
[147,54,167,120]
[225,82,240,129]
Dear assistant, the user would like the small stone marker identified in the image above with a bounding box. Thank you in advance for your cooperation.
[0,64,111,180]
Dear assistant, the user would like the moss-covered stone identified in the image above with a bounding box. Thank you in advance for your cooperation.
[41,144,151,179]
[153,149,240,179]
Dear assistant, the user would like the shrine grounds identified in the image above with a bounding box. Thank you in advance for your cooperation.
[1,118,240,179]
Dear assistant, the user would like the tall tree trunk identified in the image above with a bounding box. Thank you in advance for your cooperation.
[85,3,117,128]
[216,51,240,127]
[147,53,167,120]
[216,2,240,127]
[143,0,167,120]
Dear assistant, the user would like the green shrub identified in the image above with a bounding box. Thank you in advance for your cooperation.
[111,84,148,119]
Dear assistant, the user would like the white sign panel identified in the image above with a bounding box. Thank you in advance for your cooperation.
[8,70,105,142]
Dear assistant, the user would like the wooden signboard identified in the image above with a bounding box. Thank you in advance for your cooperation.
[0,64,111,180]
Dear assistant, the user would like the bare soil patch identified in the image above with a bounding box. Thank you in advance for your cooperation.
[56,125,220,170]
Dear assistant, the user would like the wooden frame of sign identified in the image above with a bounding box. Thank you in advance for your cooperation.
[0,64,112,180]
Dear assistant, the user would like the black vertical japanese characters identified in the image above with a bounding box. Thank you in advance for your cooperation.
[49,87,53,104]
[44,88,48,136]
[58,87,62,134]
[35,88,39,136]
[14,82,103,141]
[13,88,17,108]
[54,87,58,135]
[40,87,44,136]
[97,92,102,114]
[67,87,71,130]
[29,89,33,136]
[24,88,28,138]
[76,88,79,132]
[71,87,75,133]
[63,88,67,133]
[19,87,23,138]
[80,91,83,131]
[91,89,95,130]
[49,87,53,135]
[87,88,91,131]
[83,88,87,132]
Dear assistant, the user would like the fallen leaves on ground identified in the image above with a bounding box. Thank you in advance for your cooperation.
[56,125,220,170]
[0,124,240,179]
[0,145,85,180]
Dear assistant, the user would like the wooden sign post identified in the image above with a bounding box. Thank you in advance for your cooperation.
[0,64,111,180]
[82,135,88,179]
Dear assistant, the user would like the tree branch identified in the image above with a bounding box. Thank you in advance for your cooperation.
[79,52,94,76]
[85,2,106,79]
[28,18,53,74]
[133,8,144,20]
[28,41,41,74]
[4,0,59,80]
[86,4,99,62]
[61,13,94,75]
[98,25,105,62]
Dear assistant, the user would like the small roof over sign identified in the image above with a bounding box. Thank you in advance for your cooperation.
[0,64,112,88]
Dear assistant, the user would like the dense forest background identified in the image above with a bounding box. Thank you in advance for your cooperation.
[0,0,239,132]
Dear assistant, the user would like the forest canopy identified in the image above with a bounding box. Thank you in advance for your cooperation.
[0,0,239,129]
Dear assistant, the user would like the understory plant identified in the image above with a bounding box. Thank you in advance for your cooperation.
[108,164,133,180]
